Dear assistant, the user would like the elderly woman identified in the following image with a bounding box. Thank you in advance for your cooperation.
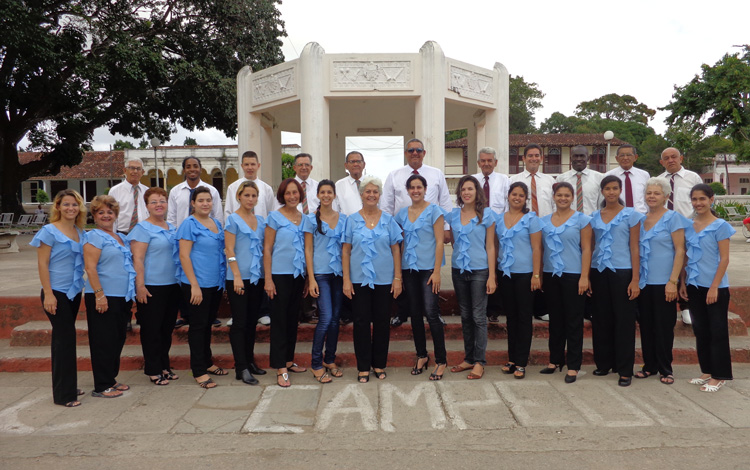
[264,178,313,388]
[129,187,180,386]
[225,181,267,385]
[343,176,403,383]
[84,195,136,398]
[637,177,689,385]
[176,186,226,389]
[31,189,87,407]
[396,174,447,380]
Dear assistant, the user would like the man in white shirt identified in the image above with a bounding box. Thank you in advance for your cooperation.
[224,151,280,220]
[556,145,603,215]
[293,153,319,215]
[605,144,650,214]
[167,156,223,227]
[472,147,510,215]
[108,157,149,234]
[509,144,555,217]
[335,151,366,215]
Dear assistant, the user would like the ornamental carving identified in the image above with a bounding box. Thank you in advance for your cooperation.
[332,61,411,90]
[252,67,296,104]
[449,65,493,103]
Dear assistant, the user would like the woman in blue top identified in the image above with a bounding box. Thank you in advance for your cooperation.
[176,186,227,389]
[342,176,403,383]
[129,187,180,386]
[540,182,592,384]
[84,195,136,398]
[264,178,313,388]
[636,178,688,385]
[496,182,543,380]
[304,180,346,383]
[396,174,447,380]
[447,175,496,380]
[679,184,735,392]
[226,181,267,386]
[31,189,87,407]
[590,175,644,387]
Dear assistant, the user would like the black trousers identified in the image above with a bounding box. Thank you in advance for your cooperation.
[638,284,677,376]
[85,294,129,393]
[226,279,263,371]
[590,269,636,377]
[269,274,304,369]
[688,285,733,380]
[543,273,585,371]
[404,269,447,364]
[181,283,222,377]
[136,284,180,376]
[352,284,392,371]
[499,272,534,367]
[43,290,81,405]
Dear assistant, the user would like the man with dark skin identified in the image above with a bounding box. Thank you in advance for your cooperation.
[556,145,603,215]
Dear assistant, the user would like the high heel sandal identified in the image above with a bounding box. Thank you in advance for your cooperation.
[539,364,563,374]
[149,374,169,386]
[372,368,387,380]
[700,380,726,393]
[467,364,484,380]
[358,372,370,383]
[411,356,430,375]
[514,367,526,379]
[429,363,446,381]
[501,362,516,374]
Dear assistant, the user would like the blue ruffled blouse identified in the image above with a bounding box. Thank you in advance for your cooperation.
[267,211,311,278]
[446,207,495,273]
[541,212,592,276]
[225,213,265,284]
[30,224,86,300]
[303,212,346,276]
[495,211,543,275]
[174,216,225,289]
[127,221,179,286]
[590,207,644,272]
[638,211,690,288]
[395,204,445,271]
[84,229,136,300]
[343,212,403,287]
[685,218,735,288]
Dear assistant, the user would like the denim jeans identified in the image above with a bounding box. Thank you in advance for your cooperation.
[311,274,343,370]
[451,268,489,365]
[404,269,446,364]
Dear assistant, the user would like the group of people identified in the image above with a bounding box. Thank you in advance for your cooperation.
[33,139,735,407]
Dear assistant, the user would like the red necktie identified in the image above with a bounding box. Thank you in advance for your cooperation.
[412,169,419,175]
[624,171,633,208]
[483,176,490,203]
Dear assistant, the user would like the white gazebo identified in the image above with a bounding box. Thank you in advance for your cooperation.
[237,41,510,185]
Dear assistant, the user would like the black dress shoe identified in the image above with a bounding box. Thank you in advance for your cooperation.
[248,363,267,375]
[592,369,610,376]
[236,369,259,385]
[618,376,632,387]
[564,374,577,384]
[390,317,403,327]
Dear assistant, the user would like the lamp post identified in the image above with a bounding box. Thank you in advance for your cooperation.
[603,130,614,172]
[150,137,161,187]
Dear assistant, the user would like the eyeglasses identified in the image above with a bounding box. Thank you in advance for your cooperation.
[126,166,144,172]
[347,160,364,165]
[295,163,311,168]
[148,200,167,205]
[406,148,424,154]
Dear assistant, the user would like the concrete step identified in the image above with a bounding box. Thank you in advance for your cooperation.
[2,334,750,373]
[9,313,748,347]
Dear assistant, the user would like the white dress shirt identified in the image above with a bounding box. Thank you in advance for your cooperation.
[335,175,363,215]
[224,177,280,220]
[472,171,510,215]
[509,170,555,217]
[658,166,702,218]
[167,180,223,227]
[108,180,149,233]
[382,164,453,228]
[605,166,650,213]
[556,168,604,215]
[295,176,319,214]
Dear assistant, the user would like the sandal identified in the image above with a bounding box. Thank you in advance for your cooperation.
[311,369,332,384]
[372,369,387,380]
[91,387,123,398]
[429,363,446,381]
[700,380,726,393]
[514,367,526,379]
[149,375,169,386]
[77,389,85,396]
[64,400,82,407]
[411,356,430,375]
[450,363,473,373]
[689,376,711,385]
[163,369,179,380]
[323,363,343,377]
[634,370,653,379]
[358,372,370,383]
[207,366,229,376]
[113,382,130,391]
[501,362,516,374]
[660,375,675,385]
[197,377,217,389]
[287,363,307,373]
[277,372,290,388]
[467,364,484,380]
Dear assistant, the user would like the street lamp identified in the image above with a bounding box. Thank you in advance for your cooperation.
[603,130,614,172]
[150,137,161,187]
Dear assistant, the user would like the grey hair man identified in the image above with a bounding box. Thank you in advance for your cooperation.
[108,156,149,233]
[472,147,510,215]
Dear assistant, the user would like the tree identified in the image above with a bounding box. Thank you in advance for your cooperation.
[113,140,136,150]
[281,153,295,179]
[709,182,726,195]
[0,0,286,213]
[538,112,588,134]
[509,75,545,134]
[575,93,656,124]
[183,137,198,146]
[137,140,149,149]
[663,45,750,160]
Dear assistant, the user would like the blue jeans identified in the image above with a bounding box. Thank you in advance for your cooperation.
[404,269,446,364]
[311,274,343,370]
[451,268,489,365]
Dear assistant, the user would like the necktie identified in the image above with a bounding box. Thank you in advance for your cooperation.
[483,176,490,204]
[668,174,675,210]
[301,181,309,214]
[624,171,633,208]
[128,185,139,232]
[530,173,539,213]
[576,172,584,212]
[355,179,360,191]
[412,169,419,175]
[188,188,196,217]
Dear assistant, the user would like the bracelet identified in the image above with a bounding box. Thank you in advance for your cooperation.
[393,277,402,281]
[93,288,103,294]
[227,256,237,263]
[96,295,105,300]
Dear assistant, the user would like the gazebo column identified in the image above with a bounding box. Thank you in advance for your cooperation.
[485,62,510,174]
[416,41,446,170]
[467,121,479,174]
[299,42,330,182]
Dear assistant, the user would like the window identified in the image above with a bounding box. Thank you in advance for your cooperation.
[591,147,607,173]
[544,147,562,174]
[28,180,42,202]
[212,172,224,200]
[509,148,522,174]
[703,178,713,184]
[50,181,67,198]
[79,180,97,202]
[740,178,749,184]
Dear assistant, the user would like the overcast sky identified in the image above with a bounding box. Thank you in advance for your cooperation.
[86,0,749,151]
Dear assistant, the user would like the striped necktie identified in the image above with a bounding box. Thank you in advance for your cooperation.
[668,174,675,210]
[301,181,309,214]
[530,173,539,213]
[129,185,139,232]
[576,172,584,212]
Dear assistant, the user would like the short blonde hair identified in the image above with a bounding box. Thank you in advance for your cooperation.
[50,189,86,228]
[90,195,120,218]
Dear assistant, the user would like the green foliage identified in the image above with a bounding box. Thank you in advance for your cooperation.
[709,182,727,195]
[637,134,672,176]
[509,75,545,134]
[35,189,49,204]
[137,140,149,149]
[281,153,295,180]
[575,93,656,124]
[445,129,468,142]
[183,137,198,146]
[113,139,136,150]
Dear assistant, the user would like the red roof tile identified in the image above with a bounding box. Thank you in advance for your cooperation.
[19,151,125,180]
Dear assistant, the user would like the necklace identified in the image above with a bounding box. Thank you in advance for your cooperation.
[362,211,380,227]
